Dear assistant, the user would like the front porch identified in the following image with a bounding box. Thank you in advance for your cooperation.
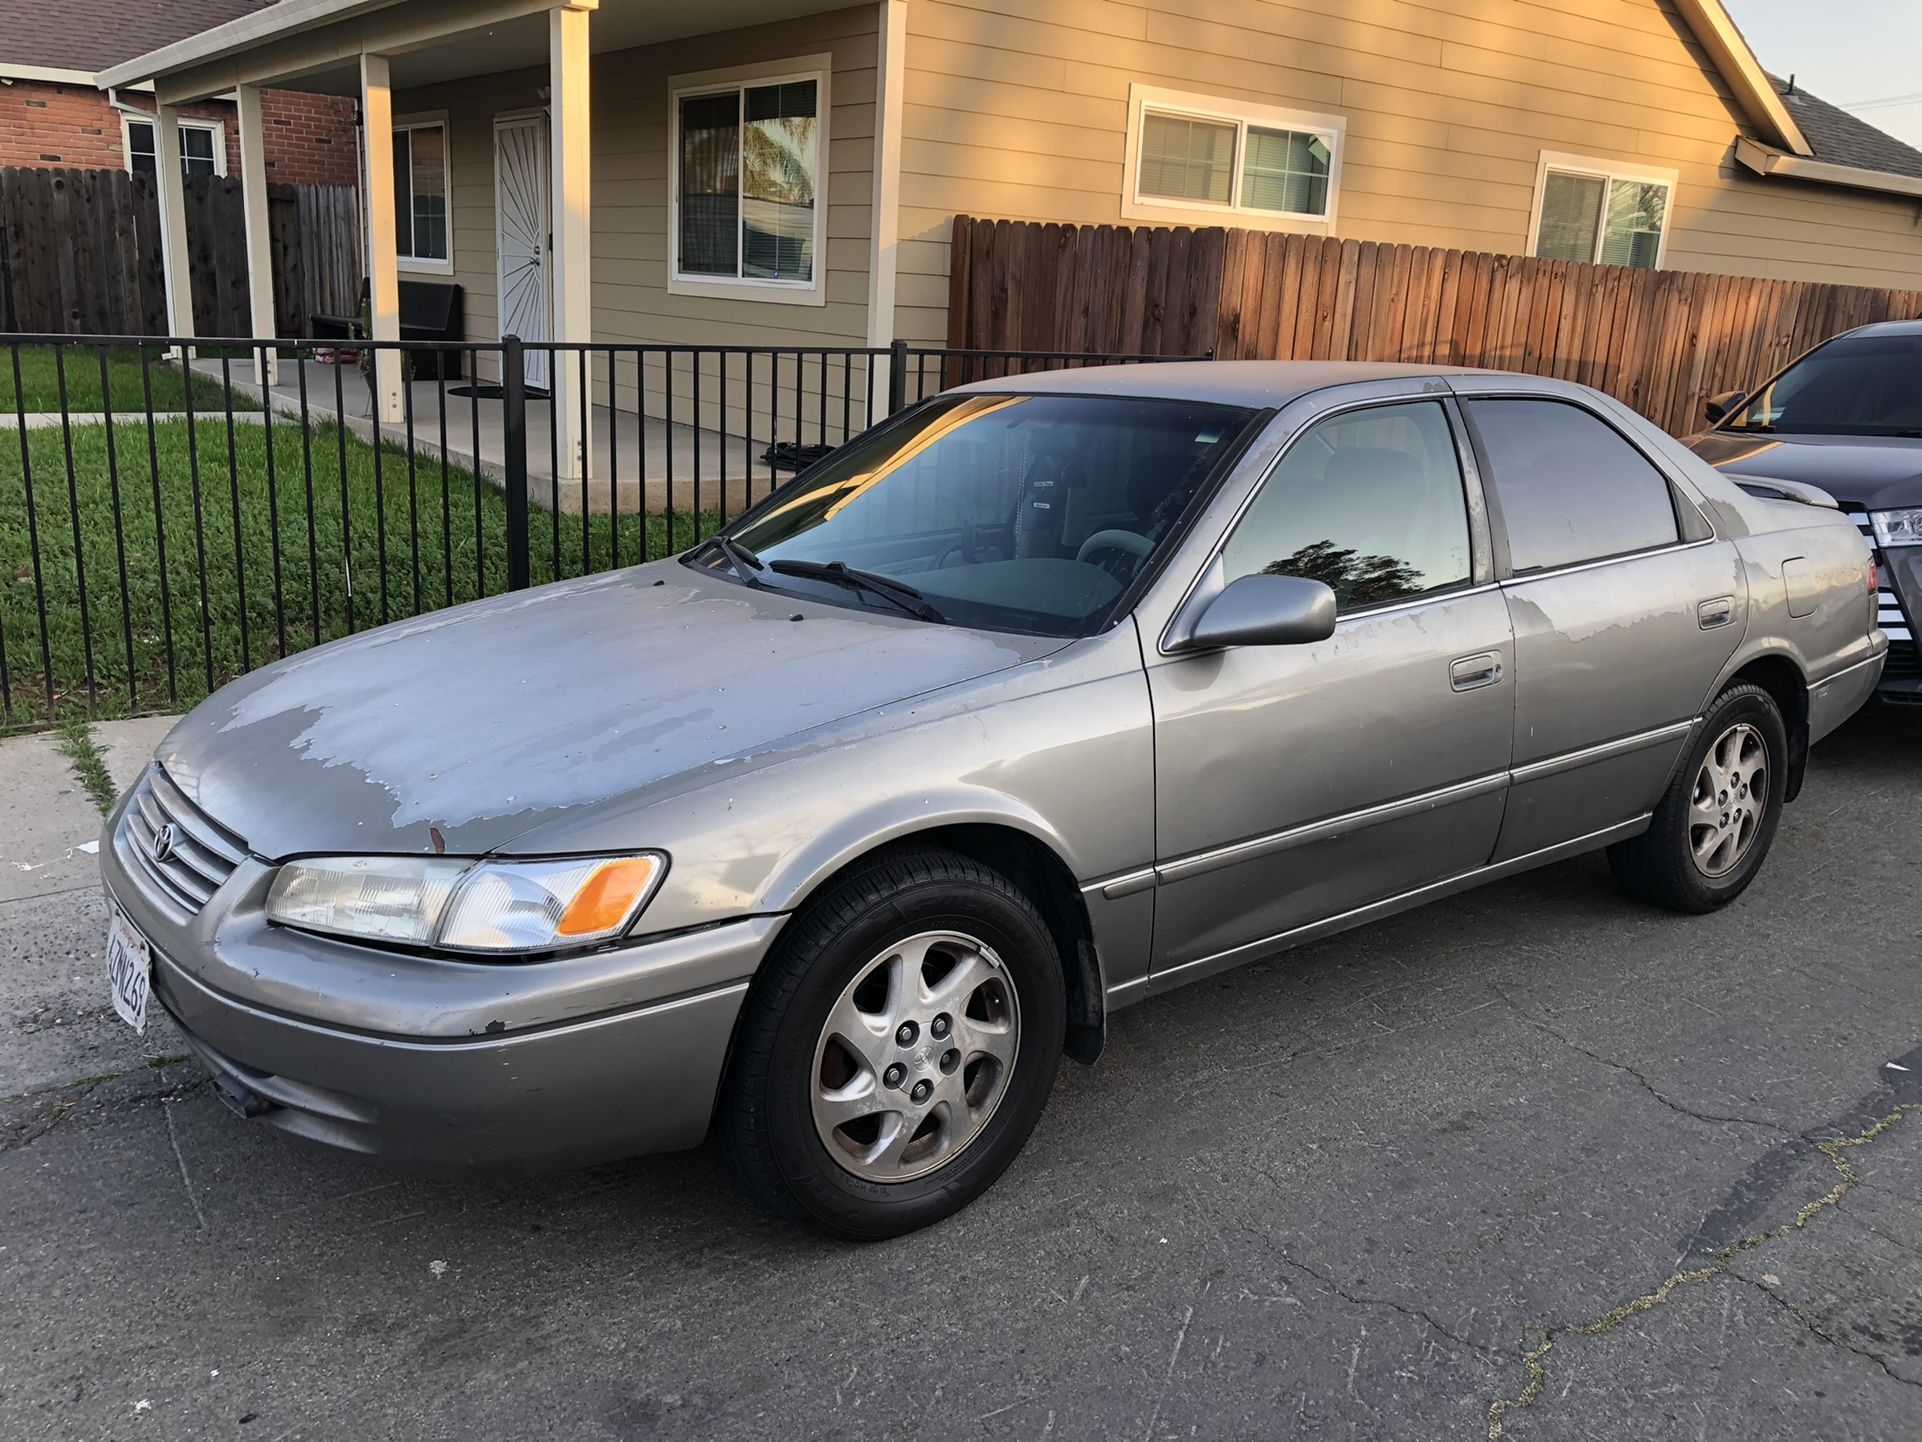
[122,0,903,492]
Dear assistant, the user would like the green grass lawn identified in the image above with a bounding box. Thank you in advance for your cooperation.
[1,416,718,728]
[0,345,260,414]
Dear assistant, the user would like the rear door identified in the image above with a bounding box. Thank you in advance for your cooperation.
[1145,395,1514,988]
[1456,388,1746,860]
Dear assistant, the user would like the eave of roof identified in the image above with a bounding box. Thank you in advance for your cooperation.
[97,0,405,91]
[1734,136,1922,201]
[1668,0,1811,155]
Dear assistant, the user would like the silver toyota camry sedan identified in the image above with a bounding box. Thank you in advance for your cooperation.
[100,362,1886,1238]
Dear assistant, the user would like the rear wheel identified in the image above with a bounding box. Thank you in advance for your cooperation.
[1608,682,1788,913]
[722,848,1065,1239]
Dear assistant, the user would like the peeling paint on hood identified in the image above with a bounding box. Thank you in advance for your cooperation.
[155,561,1062,859]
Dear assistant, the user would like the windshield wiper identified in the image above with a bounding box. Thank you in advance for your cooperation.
[697,534,765,584]
[768,559,945,622]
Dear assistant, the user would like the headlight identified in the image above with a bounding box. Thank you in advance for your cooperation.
[1870,508,1922,548]
[265,853,666,954]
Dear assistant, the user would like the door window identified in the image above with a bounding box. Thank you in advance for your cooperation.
[1467,399,1679,573]
[1221,401,1472,611]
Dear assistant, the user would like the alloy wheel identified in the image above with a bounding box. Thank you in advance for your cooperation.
[810,929,1020,1182]
[1689,721,1769,878]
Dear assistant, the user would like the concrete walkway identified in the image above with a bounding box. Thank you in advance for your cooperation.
[0,412,270,432]
[0,717,171,905]
[192,357,817,517]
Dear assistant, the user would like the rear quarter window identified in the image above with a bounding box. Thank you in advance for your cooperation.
[1468,398,1680,572]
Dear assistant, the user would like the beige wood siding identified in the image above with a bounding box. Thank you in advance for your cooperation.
[894,0,1922,344]
[395,5,878,360]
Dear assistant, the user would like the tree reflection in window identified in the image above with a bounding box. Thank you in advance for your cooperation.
[1221,400,1472,613]
[1261,539,1424,608]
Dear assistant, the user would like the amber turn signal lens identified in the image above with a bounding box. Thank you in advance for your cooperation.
[556,856,663,937]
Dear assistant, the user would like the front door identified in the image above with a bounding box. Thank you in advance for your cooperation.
[1145,398,1515,989]
[494,113,550,392]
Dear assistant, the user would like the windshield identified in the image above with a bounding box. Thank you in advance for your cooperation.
[694,393,1256,636]
[1726,332,1922,437]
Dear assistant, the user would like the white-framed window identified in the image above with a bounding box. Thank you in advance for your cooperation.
[122,114,226,179]
[1527,152,1677,270]
[393,113,452,272]
[1123,84,1344,230]
[668,55,830,306]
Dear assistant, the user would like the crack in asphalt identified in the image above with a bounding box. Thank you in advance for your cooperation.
[1736,1273,1922,1393]
[0,1066,198,1154]
[1484,1100,1922,1440]
[0,1083,99,1155]
[1491,985,1791,1135]
[1229,1205,1507,1362]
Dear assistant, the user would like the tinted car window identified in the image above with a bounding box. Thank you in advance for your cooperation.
[1222,401,1471,611]
[1726,331,1922,436]
[1468,399,1678,572]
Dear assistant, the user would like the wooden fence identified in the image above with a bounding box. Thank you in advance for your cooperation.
[0,166,360,338]
[946,215,1922,437]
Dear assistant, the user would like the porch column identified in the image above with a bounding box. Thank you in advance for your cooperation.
[550,2,593,482]
[236,85,279,386]
[360,52,405,423]
[152,105,195,353]
[865,0,907,424]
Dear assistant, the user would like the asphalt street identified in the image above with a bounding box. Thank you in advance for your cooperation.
[2,707,1920,1441]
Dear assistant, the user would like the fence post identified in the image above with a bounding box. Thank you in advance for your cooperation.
[0,224,13,332]
[887,338,909,417]
[502,335,531,591]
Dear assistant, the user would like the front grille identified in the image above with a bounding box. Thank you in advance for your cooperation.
[118,766,247,918]
[1886,639,1921,682]
[1850,512,1913,643]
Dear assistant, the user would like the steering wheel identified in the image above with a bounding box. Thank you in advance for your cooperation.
[1075,529,1156,567]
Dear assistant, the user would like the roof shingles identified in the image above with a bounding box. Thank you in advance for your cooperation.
[0,0,275,75]
[1771,74,1922,182]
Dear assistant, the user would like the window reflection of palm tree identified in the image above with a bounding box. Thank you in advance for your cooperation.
[1262,539,1422,606]
[744,117,817,203]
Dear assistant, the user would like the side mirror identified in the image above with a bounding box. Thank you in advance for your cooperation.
[1170,573,1338,652]
[1704,389,1746,425]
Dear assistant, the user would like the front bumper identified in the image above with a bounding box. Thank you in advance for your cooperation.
[103,784,783,1175]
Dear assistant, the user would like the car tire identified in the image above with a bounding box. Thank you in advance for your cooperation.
[1607,682,1788,914]
[721,846,1066,1240]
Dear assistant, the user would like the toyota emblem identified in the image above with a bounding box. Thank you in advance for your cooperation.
[149,823,178,864]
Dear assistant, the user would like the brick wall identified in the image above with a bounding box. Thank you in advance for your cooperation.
[0,79,358,187]
[258,90,359,186]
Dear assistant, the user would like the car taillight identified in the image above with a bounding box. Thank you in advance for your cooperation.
[1868,556,1879,594]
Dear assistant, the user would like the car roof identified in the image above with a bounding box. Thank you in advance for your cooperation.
[948,359,1579,409]
[1842,319,1922,339]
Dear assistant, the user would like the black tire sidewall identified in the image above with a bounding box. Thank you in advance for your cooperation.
[762,871,1065,1237]
[1669,687,1789,907]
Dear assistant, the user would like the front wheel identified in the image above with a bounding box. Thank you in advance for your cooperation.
[1608,682,1788,913]
[722,848,1065,1240]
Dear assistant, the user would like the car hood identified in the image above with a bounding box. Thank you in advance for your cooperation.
[1686,431,1922,511]
[154,562,1063,859]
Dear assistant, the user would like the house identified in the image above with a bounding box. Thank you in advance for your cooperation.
[95,0,1922,481]
[0,0,357,186]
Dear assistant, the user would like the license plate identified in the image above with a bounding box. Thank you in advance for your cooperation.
[106,909,152,1033]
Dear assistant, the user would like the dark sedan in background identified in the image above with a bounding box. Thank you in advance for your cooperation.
[1689,320,1921,704]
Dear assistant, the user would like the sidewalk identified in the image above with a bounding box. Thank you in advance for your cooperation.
[0,717,175,903]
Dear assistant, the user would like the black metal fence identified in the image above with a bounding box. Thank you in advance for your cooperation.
[0,332,1204,729]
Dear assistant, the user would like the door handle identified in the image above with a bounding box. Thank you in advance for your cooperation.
[1697,596,1735,630]
[1449,652,1503,692]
